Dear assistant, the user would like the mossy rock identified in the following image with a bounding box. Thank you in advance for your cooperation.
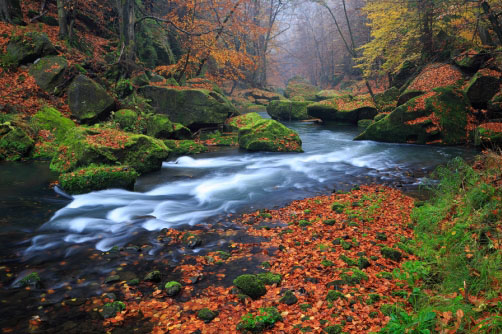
[164,281,182,297]
[144,270,161,282]
[146,114,191,140]
[238,119,302,152]
[256,272,282,285]
[200,131,238,146]
[233,274,266,299]
[29,56,68,94]
[475,123,502,147]
[164,140,207,155]
[68,75,115,124]
[454,49,490,72]
[279,290,297,305]
[13,272,41,288]
[374,87,400,111]
[266,100,310,121]
[198,308,218,322]
[356,87,469,145]
[100,301,126,319]
[113,109,142,132]
[465,68,502,106]
[285,76,319,101]
[315,90,340,101]
[357,119,373,129]
[0,122,34,161]
[58,165,138,195]
[50,127,170,174]
[323,325,343,334]
[326,290,345,302]
[6,31,57,66]
[31,107,75,142]
[225,112,264,132]
[381,247,403,262]
[340,269,368,285]
[138,86,236,129]
[391,60,417,89]
[307,95,377,123]
[236,307,282,332]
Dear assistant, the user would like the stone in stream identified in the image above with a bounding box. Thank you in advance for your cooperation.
[182,233,202,249]
[164,281,182,297]
[144,270,161,282]
[100,301,126,319]
[104,275,120,284]
[13,272,41,289]
[0,122,34,161]
[266,100,310,121]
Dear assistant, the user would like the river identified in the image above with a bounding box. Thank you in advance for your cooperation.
[0,115,478,331]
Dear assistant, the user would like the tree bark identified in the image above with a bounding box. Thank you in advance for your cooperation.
[482,1,502,45]
[0,0,22,24]
[120,0,136,62]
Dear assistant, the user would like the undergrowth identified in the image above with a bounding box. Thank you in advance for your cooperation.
[378,154,502,334]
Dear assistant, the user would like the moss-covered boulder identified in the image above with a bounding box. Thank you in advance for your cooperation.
[397,63,464,106]
[164,140,207,155]
[197,308,218,322]
[50,127,170,174]
[475,123,502,147]
[285,76,319,101]
[315,90,340,101]
[307,95,377,123]
[266,100,310,120]
[233,274,267,299]
[238,119,302,152]
[29,56,68,94]
[454,49,489,72]
[68,75,115,123]
[358,119,373,129]
[113,109,141,132]
[240,89,283,105]
[58,165,138,194]
[375,87,400,112]
[6,32,57,66]
[31,107,75,141]
[146,114,191,139]
[465,68,502,106]
[356,87,470,145]
[138,86,235,129]
[164,281,182,297]
[100,301,126,319]
[0,122,33,161]
[225,112,263,132]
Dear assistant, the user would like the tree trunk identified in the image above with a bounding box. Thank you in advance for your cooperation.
[0,0,22,24]
[120,0,136,62]
[57,0,69,40]
[482,1,502,45]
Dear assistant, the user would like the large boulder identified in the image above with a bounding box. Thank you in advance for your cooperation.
[0,122,33,161]
[68,75,115,123]
[238,119,302,152]
[391,60,417,89]
[397,63,464,106]
[138,86,235,129]
[315,90,340,101]
[146,114,191,139]
[267,100,310,121]
[285,77,319,101]
[465,68,502,107]
[50,127,170,174]
[239,89,283,105]
[29,56,68,94]
[31,107,75,141]
[454,49,490,73]
[307,95,377,123]
[6,32,57,66]
[356,87,470,145]
[225,112,264,132]
[374,87,400,112]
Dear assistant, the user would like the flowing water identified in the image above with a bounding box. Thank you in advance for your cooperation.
[0,116,478,330]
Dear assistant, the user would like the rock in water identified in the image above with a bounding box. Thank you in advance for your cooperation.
[267,100,310,120]
[68,75,115,123]
[0,122,33,161]
[356,87,469,145]
[238,119,302,152]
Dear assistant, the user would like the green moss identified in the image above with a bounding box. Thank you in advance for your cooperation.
[340,269,368,285]
[340,254,357,267]
[285,77,319,101]
[113,109,145,133]
[50,127,170,174]
[14,272,41,288]
[100,301,126,319]
[29,56,68,94]
[266,100,310,120]
[321,259,335,267]
[381,247,403,262]
[201,131,238,146]
[0,122,34,161]
[256,272,282,285]
[279,290,298,305]
[237,307,282,332]
[380,303,406,316]
[366,294,381,305]
[233,274,267,299]
[238,119,302,152]
[31,107,75,142]
[331,202,345,213]
[326,290,345,302]
[357,119,373,129]
[58,165,138,194]
[146,114,191,139]
[323,219,336,226]
[225,112,264,132]
[197,308,218,322]
[323,325,343,334]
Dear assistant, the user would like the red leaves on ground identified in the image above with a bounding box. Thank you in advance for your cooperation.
[408,64,463,92]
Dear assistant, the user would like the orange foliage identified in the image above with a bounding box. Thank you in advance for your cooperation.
[408,64,463,92]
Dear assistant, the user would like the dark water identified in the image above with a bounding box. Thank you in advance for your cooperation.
[0,118,478,330]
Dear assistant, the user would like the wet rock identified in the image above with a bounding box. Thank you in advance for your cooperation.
[104,275,120,284]
[68,75,115,123]
[233,274,266,300]
[100,301,126,319]
[182,233,202,249]
[238,118,303,152]
[13,272,41,289]
[0,122,34,161]
[279,290,298,305]
[285,76,319,101]
[266,100,310,121]
[128,278,140,286]
[307,95,377,123]
[165,281,182,297]
[197,308,218,322]
[144,270,161,282]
